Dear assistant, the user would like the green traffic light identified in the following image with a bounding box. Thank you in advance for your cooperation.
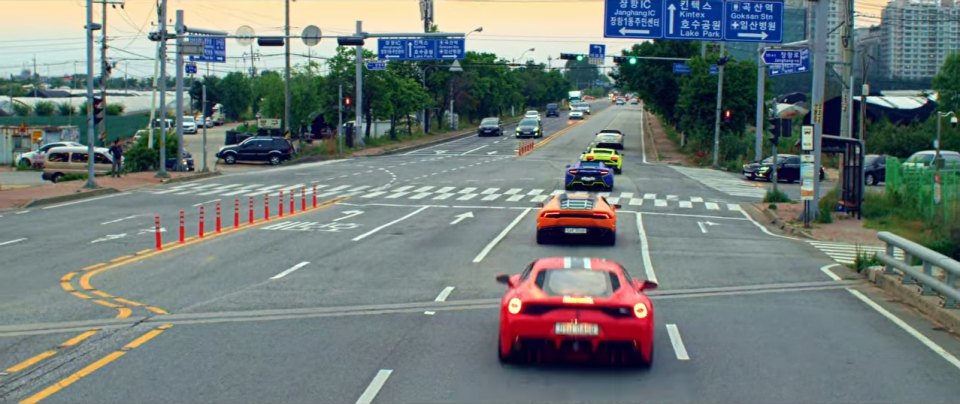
[576,54,584,61]
[629,57,637,65]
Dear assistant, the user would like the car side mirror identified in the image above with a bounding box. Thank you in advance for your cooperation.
[634,279,658,291]
[496,274,515,287]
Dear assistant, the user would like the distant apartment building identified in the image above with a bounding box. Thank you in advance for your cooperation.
[807,0,845,63]
[854,25,883,81]
[881,0,960,81]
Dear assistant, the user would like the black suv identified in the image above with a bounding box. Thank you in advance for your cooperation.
[545,103,559,117]
[217,136,294,166]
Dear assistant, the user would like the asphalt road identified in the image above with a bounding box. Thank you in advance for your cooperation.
[2,100,960,403]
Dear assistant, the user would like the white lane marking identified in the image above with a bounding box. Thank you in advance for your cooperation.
[352,206,430,242]
[356,369,394,404]
[505,188,522,195]
[481,194,502,201]
[433,193,455,200]
[620,192,635,198]
[362,191,388,199]
[847,289,960,371]
[271,261,311,280]
[461,145,488,155]
[666,324,690,360]
[691,196,704,203]
[385,192,411,199]
[820,264,842,281]
[629,198,643,206]
[531,195,548,203]
[739,209,797,240]
[0,238,28,246]
[41,192,129,210]
[551,190,565,196]
[527,189,544,195]
[100,215,138,225]
[410,192,432,200]
[666,195,678,200]
[481,188,500,195]
[727,203,742,211]
[391,185,414,193]
[192,199,222,207]
[473,208,532,263]
[434,286,455,302]
[423,311,436,315]
[679,201,693,209]
[606,197,620,205]
[705,202,720,211]
[197,184,244,195]
[507,194,525,202]
[636,213,659,283]
[654,199,667,207]
[436,186,456,193]
[456,194,478,201]
[458,187,477,194]
[413,186,435,193]
[643,193,656,199]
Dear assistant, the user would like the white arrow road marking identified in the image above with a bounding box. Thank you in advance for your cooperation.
[697,221,719,233]
[450,212,474,225]
[666,324,690,360]
[333,210,364,222]
[271,261,310,280]
[667,4,677,34]
[0,238,27,246]
[91,234,127,244]
[434,150,448,154]
[487,151,498,155]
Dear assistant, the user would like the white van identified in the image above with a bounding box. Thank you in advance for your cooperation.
[41,146,114,183]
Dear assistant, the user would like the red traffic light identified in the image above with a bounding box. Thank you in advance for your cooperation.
[723,109,732,122]
[344,97,351,107]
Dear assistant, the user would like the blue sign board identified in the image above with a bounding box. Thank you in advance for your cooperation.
[709,64,719,75]
[187,37,226,63]
[185,63,197,74]
[589,44,606,59]
[377,38,465,61]
[603,0,665,39]
[604,0,784,43]
[673,63,691,74]
[765,48,810,76]
[725,0,784,42]
[366,61,387,71]
[664,0,724,40]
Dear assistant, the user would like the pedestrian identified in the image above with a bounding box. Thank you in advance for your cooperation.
[108,139,123,177]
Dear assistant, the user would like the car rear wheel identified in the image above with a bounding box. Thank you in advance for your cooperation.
[19,158,31,168]
[224,153,237,165]
[604,232,616,246]
[536,230,550,245]
[614,167,622,174]
[269,155,281,166]
[637,345,654,369]
[498,339,519,364]
[51,173,62,183]
[866,173,876,186]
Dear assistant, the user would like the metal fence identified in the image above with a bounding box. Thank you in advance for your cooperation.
[877,231,960,309]
[885,157,960,223]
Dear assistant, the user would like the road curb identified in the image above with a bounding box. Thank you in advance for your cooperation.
[23,187,119,208]
[753,203,815,239]
[159,170,221,184]
[865,267,960,335]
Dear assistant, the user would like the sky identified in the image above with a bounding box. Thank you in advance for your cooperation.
[0,0,891,79]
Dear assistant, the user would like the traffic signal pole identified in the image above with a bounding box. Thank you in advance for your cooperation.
[156,0,168,178]
[84,0,98,189]
[755,43,765,162]
[355,20,364,144]
[712,42,726,169]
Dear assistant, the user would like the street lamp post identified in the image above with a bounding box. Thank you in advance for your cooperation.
[515,48,535,64]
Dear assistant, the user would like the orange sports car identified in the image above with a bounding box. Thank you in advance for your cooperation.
[536,193,619,245]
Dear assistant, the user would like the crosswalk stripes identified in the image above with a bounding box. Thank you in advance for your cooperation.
[807,240,905,265]
[139,182,742,212]
[671,165,767,199]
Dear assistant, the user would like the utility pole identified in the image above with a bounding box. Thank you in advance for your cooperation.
[156,0,168,178]
[98,0,111,146]
[355,20,364,143]
[201,83,208,172]
[84,0,98,189]
[338,84,343,157]
[174,10,185,172]
[420,0,434,33]
[712,42,725,169]
[809,0,830,221]
[755,43,765,162]
[283,0,291,137]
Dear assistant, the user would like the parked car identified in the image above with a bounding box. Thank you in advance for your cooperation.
[41,146,113,183]
[15,141,83,168]
[902,150,960,170]
[216,136,294,166]
[545,103,559,117]
[182,116,198,134]
[166,151,195,172]
[478,117,503,137]
[749,154,825,183]
[864,154,887,186]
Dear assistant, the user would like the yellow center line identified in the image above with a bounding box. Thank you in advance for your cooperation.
[145,306,168,315]
[69,292,91,300]
[90,290,113,299]
[5,350,57,373]
[59,330,98,347]
[81,263,105,271]
[112,297,144,307]
[116,308,132,319]
[91,299,120,309]
[59,282,75,293]
[19,324,173,404]
[109,254,134,263]
[60,272,77,283]
[136,248,153,255]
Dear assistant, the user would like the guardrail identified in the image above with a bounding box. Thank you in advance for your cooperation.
[876,231,960,308]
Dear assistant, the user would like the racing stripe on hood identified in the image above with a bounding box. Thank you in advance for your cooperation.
[582,257,592,269]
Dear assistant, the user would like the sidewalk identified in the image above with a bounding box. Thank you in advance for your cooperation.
[756,201,882,245]
[0,171,217,210]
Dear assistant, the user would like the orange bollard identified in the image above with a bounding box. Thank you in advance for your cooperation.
[289,189,295,214]
[199,205,205,239]
[312,185,318,209]
[179,209,185,244]
[301,187,306,212]
[279,191,284,217]
[264,194,270,221]
[234,199,240,229]
[249,196,254,224]
[216,201,222,234]
[155,215,162,251]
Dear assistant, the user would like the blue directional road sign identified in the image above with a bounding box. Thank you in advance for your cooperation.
[767,48,810,76]
[673,63,691,74]
[725,0,784,42]
[710,64,719,75]
[377,38,465,61]
[589,44,606,65]
[604,0,665,39]
[366,61,387,71]
[187,36,226,63]
[185,63,197,74]
[664,0,724,40]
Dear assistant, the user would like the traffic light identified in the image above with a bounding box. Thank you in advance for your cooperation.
[767,118,793,145]
[612,56,638,65]
[344,96,352,108]
[92,96,106,126]
[337,36,365,46]
[722,109,732,124]
[257,36,285,47]
[560,53,586,61]
[717,56,730,66]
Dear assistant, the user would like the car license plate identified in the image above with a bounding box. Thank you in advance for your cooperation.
[555,322,599,336]
[564,228,588,234]
[581,176,595,181]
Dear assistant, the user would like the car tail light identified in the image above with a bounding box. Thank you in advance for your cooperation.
[633,302,649,319]
[567,169,578,175]
[591,213,610,219]
[600,170,609,175]
[542,212,559,218]
[508,298,522,314]
[611,156,619,161]
[586,156,595,161]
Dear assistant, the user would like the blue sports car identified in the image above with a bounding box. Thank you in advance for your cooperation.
[564,161,614,191]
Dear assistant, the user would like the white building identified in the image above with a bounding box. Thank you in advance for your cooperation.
[881,0,960,81]
[806,0,845,64]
